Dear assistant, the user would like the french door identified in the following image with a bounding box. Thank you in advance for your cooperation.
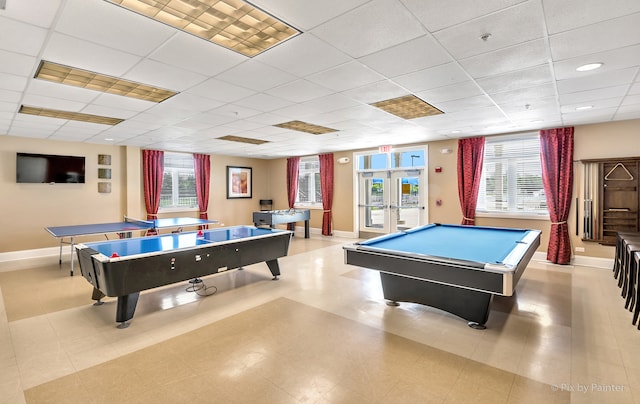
[358,169,425,234]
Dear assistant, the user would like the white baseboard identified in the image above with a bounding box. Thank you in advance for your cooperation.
[532,251,614,269]
[0,247,64,272]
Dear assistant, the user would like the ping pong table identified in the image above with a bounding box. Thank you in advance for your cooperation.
[45,216,218,276]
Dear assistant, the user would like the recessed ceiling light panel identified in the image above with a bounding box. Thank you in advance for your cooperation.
[19,105,124,125]
[576,63,603,72]
[371,95,443,120]
[107,0,300,57]
[274,120,338,135]
[35,60,177,102]
[218,135,268,144]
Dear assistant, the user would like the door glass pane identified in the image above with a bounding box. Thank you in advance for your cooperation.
[365,177,384,228]
[396,175,421,230]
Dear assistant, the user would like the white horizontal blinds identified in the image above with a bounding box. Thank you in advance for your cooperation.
[477,133,547,215]
[297,156,322,204]
[161,152,196,209]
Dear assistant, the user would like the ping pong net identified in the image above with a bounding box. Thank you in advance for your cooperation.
[123,216,157,236]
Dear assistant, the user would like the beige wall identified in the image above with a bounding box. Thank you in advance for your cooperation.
[2,118,639,259]
[1,136,126,251]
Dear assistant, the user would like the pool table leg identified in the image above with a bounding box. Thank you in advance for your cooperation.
[115,292,140,329]
[266,259,281,280]
[380,273,492,329]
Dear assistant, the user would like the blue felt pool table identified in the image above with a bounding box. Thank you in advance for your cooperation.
[343,223,541,329]
[76,226,292,328]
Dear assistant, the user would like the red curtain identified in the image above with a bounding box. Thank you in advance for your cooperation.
[540,127,574,264]
[142,150,164,235]
[193,153,210,229]
[319,153,334,236]
[457,137,485,225]
[286,157,300,231]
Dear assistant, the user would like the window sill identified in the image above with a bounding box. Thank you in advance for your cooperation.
[476,212,550,221]
[293,204,323,210]
[158,207,199,214]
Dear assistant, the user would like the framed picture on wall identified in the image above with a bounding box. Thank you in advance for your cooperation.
[226,166,252,199]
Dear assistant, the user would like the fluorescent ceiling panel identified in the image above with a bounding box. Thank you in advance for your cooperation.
[107,0,300,57]
[19,105,124,125]
[35,60,177,102]
[274,120,337,135]
[371,95,444,119]
[218,135,268,144]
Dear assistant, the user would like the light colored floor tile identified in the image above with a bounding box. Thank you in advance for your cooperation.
[0,236,637,403]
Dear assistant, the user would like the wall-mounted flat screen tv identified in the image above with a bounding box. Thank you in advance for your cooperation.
[16,152,86,183]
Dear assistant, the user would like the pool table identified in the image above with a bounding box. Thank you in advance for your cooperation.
[76,226,292,328]
[343,223,541,329]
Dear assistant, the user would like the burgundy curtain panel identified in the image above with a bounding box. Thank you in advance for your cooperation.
[286,157,300,231]
[319,153,334,236]
[540,127,574,264]
[193,153,210,229]
[457,137,485,225]
[142,149,164,235]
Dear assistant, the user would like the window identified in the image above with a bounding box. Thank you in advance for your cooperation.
[160,152,197,210]
[296,156,322,206]
[476,134,548,217]
[356,148,426,170]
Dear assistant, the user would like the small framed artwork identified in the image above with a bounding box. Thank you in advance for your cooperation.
[98,182,111,193]
[98,168,111,179]
[226,166,252,199]
[98,154,111,165]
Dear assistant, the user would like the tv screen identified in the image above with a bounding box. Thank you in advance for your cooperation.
[16,152,86,183]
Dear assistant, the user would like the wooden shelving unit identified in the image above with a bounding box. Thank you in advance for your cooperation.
[593,158,639,245]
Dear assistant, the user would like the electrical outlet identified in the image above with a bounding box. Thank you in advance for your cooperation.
[575,247,585,252]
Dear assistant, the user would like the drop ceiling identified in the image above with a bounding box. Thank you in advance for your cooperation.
[0,0,639,159]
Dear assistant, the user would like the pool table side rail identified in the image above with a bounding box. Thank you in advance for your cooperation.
[344,228,541,297]
[344,245,506,295]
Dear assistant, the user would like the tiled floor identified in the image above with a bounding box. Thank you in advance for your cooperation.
[0,236,638,403]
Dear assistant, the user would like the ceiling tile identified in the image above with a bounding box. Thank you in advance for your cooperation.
[251,0,371,31]
[460,39,549,78]
[359,34,452,77]
[0,16,48,56]
[543,0,640,35]
[265,80,333,103]
[311,0,426,58]
[402,0,525,32]
[255,33,351,77]
[549,13,640,61]
[556,67,638,94]
[124,59,206,92]
[433,1,545,60]
[0,0,61,28]
[55,0,175,56]
[559,85,629,105]
[307,61,385,92]
[393,62,470,93]
[43,33,143,77]
[341,80,409,104]
[553,44,640,80]
[215,60,297,92]
[149,31,246,76]
[415,81,485,104]
[477,64,553,94]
